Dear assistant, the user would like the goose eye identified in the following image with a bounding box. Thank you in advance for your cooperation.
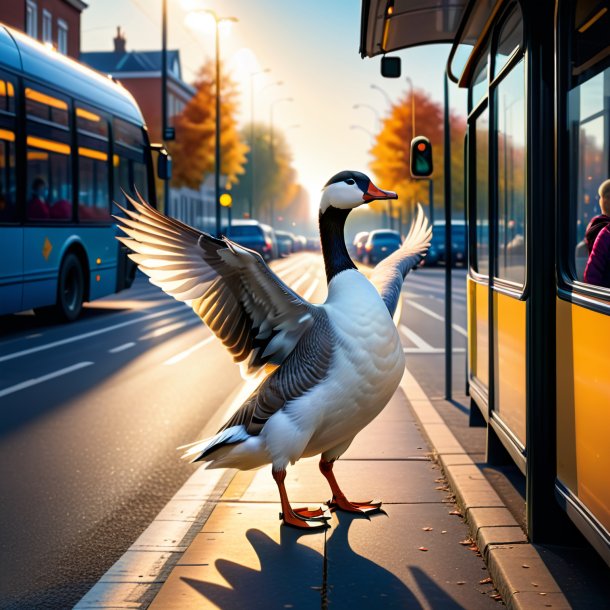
[345,179,355,185]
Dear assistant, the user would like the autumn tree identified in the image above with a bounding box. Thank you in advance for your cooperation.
[231,122,300,224]
[369,89,466,227]
[168,60,248,190]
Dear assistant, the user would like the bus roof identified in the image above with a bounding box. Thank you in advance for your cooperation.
[0,23,145,125]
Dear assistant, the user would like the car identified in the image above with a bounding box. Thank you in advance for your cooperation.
[305,236,321,251]
[363,229,402,265]
[274,230,296,257]
[352,231,370,261]
[294,235,308,252]
[223,220,277,261]
[424,220,467,267]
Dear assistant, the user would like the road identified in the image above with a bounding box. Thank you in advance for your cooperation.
[0,253,466,609]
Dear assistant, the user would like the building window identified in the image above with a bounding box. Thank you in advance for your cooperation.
[57,19,68,55]
[42,10,52,44]
[26,0,38,39]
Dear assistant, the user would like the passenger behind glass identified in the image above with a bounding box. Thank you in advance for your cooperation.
[583,179,610,288]
[27,177,50,219]
[50,196,71,219]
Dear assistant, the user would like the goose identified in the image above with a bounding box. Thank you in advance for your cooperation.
[115,171,431,529]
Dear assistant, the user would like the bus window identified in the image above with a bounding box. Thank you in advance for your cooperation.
[569,1,610,287]
[132,159,148,200]
[0,129,16,222]
[26,137,72,221]
[496,60,526,285]
[474,108,490,275]
[25,86,68,127]
[113,117,149,202]
[0,77,15,114]
[77,104,110,222]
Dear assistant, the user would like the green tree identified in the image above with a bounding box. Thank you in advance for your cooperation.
[168,61,248,189]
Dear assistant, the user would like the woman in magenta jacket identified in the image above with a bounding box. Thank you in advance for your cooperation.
[584,224,610,288]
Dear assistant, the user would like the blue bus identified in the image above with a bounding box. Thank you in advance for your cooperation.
[0,24,166,321]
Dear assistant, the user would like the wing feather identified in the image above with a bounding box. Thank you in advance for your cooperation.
[369,203,432,317]
[115,191,317,375]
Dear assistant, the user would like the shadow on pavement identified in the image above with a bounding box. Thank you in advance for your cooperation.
[182,511,465,609]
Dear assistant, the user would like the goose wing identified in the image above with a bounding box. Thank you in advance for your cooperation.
[369,203,432,317]
[115,192,316,376]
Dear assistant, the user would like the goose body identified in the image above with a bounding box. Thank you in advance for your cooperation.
[116,170,430,528]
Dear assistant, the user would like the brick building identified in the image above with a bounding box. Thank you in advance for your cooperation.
[0,0,86,58]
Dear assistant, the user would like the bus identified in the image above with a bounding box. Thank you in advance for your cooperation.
[360,0,610,566]
[0,23,166,321]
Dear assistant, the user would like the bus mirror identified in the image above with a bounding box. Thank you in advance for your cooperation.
[381,56,401,78]
[157,148,172,180]
[410,136,433,177]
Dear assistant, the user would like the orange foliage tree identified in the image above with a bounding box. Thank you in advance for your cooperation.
[369,89,466,226]
[169,61,248,190]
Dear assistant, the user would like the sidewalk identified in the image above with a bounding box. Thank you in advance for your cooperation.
[75,362,583,610]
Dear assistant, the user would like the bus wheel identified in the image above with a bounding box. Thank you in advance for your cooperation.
[55,253,85,321]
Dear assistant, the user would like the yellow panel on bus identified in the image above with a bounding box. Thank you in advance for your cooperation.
[493,292,526,446]
[557,298,610,533]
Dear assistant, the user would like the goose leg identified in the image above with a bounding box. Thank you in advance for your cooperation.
[272,469,330,529]
[319,458,382,514]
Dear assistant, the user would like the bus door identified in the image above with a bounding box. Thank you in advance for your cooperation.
[0,72,22,315]
[468,4,527,470]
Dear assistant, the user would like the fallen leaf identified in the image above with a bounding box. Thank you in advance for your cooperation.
[459,539,473,545]
[449,510,462,516]
[456,581,466,585]
[479,577,492,585]
[522,564,530,569]
[418,546,428,551]
[491,593,502,601]
[441,530,447,534]
[422,527,433,531]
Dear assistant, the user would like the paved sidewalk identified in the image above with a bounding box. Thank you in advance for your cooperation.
[143,379,502,609]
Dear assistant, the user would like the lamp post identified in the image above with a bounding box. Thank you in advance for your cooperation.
[353,103,380,130]
[203,10,238,237]
[370,83,392,109]
[269,96,293,227]
[249,68,270,219]
[349,124,374,144]
[161,0,170,215]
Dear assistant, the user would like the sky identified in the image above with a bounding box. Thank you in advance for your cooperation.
[82,0,466,217]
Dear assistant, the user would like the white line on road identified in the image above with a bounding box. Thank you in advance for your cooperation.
[289,272,312,292]
[0,361,94,398]
[303,277,320,301]
[0,304,187,364]
[164,335,215,365]
[140,318,200,340]
[108,342,135,354]
[404,298,468,337]
[399,325,434,350]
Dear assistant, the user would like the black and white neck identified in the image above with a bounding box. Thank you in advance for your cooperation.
[319,205,357,284]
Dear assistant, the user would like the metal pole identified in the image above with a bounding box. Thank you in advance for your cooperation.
[429,179,434,225]
[161,0,169,215]
[214,19,221,237]
[443,70,453,401]
[250,76,255,219]
[269,102,274,227]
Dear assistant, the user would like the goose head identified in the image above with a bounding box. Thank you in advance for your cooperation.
[319,170,397,215]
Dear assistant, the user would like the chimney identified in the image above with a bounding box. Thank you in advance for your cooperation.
[113,26,126,54]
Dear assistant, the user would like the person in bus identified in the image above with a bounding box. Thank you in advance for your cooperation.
[50,196,72,219]
[27,177,50,219]
[583,179,610,288]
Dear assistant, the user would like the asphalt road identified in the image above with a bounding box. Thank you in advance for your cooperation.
[0,253,466,609]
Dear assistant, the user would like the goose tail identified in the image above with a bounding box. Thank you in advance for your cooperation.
[178,425,250,463]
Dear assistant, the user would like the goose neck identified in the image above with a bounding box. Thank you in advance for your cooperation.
[319,207,356,284]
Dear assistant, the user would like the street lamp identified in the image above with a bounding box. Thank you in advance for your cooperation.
[353,103,380,130]
[201,9,238,237]
[349,124,374,145]
[249,68,270,219]
[269,96,293,227]
[370,83,392,109]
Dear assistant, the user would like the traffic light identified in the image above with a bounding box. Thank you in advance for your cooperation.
[410,136,433,178]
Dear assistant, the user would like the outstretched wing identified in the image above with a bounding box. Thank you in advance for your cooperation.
[115,191,317,376]
[369,203,432,317]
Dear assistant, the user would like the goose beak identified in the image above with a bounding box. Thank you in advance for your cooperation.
[362,181,398,202]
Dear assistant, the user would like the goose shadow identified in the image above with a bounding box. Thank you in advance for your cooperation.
[181,511,466,609]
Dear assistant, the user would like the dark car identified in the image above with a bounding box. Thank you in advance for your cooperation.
[274,230,295,257]
[223,220,277,261]
[363,229,402,265]
[424,220,467,267]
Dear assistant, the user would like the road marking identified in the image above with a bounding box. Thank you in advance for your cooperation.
[164,335,215,365]
[272,256,310,276]
[303,277,320,301]
[0,361,94,398]
[0,304,187,363]
[399,324,434,349]
[108,342,135,354]
[404,298,468,337]
[140,318,199,340]
[289,272,312,292]
[403,347,466,354]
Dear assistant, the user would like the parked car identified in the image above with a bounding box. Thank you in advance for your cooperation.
[305,236,321,251]
[424,220,467,267]
[363,230,402,265]
[294,235,308,252]
[223,220,277,261]
[274,230,295,257]
[352,231,370,261]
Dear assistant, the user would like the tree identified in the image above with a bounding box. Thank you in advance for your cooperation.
[369,89,466,227]
[231,122,300,224]
[168,61,248,189]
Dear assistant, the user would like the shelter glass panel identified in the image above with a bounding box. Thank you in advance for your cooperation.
[494,4,523,77]
[475,108,490,275]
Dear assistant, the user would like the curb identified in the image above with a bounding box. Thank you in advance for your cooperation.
[399,368,571,610]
